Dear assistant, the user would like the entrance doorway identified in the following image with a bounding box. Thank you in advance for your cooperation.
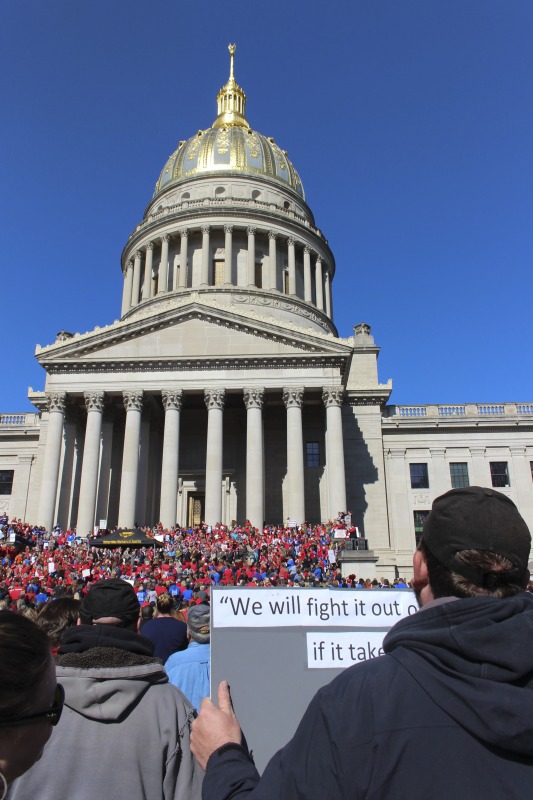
[188,494,205,527]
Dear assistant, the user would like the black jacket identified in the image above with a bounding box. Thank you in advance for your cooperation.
[203,593,533,799]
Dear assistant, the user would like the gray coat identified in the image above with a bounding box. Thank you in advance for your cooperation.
[8,627,203,800]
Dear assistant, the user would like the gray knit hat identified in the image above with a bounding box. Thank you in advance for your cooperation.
[187,605,210,643]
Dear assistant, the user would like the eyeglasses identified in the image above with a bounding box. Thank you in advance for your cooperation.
[0,683,64,728]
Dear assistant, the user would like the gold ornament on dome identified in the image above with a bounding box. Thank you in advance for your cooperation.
[151,43,305,199]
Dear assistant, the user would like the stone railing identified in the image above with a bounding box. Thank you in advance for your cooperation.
[128,195,327,244]
[0,413,40,426]
[383,403,533,419]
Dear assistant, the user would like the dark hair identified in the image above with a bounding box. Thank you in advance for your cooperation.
[0,612,52,723]
[419,539,528,599]
[36,598,81,648]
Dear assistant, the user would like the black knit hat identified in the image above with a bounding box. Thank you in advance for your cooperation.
[422,486,531,585]
[80,578,140,624]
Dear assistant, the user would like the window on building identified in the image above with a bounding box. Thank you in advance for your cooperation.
[409,463,429,489]
[530,461,533,482]
[413,510,430,545]
[0,470,14,495]
[450,462,469,489]
[306,442,320,468]
[283,270,289,295]
[490,461,510,488]
[213,260,225,286]
[255,261,263,289]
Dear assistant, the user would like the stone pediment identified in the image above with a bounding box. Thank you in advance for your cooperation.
[36,297,353,370]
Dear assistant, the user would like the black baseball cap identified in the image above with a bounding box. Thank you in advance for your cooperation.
[80,578,140,624]
[422,486,531,585]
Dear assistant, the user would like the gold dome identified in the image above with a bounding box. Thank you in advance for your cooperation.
[153,45,305,200]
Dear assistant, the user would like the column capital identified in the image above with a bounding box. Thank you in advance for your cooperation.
[162,388,183,411]
[46,392,67,413]
[388,448,407,459]
[322,387,344,408]
[268,230,277,240]
[204,388,226,410]
[315,255,323,264]
[303,245,311,255]
[134,250,142,260]
[287,236,295,247]
[123,390,144,413]
[146,241,154,251]
[125,259,133,273]
[470,447,486,457]
[247,226,256,236]
[84,391,105,413]
[283,387,304,408]
[180,227,189,237]
[161,233,170,244]
[243,387,265,410]
[201,225,211,235]
[224,224,233,234]
[429,448,446,457]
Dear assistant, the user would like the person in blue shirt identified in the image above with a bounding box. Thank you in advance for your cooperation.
[165,605,210,712]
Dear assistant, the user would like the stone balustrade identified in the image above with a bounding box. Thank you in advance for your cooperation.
[383,403,533,419]
[0,413,40,426]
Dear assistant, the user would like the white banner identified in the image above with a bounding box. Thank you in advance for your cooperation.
[213,588,417,628]
[306,631,387,669]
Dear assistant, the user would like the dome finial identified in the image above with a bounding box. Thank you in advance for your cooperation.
[228,43,236,81]
[213,43,248,128]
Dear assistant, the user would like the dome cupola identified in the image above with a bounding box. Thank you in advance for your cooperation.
[153,44,305,199]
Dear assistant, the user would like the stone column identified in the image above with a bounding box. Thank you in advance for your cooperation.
[430,448,448,496]
[470,447,490,487]
[244,388,265,531]
[268,231,277,290]
[510,447,531,512]
[121,260,133,316]
[179,228,189,288]
[323,388,347,518]
[247,227,256,286]
[288,238,296,295]
[118,390,143,528]
[131,250,142,307]
[303,246,312,302]
[37,392,67,531]
[95,409,115,526]
[158,234,170,294]
[201,225,211,286]
[324,269,332,317]
[142,242,154,300]
[160,389,183,529]
[76,391,105,537]
[224,225,233,285]
[204,388,225,524]
[283,387,305,523]
[315,256,324,311]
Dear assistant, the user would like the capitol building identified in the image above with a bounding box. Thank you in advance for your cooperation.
[1,47,532,576]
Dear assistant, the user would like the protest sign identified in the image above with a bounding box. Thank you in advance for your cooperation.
[211,586,416,772]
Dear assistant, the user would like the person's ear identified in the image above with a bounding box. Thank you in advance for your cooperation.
[412,549,429,590]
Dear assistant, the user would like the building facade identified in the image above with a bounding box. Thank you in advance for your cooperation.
[1,48,532,577]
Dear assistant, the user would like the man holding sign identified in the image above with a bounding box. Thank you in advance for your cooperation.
[191,487,533,799]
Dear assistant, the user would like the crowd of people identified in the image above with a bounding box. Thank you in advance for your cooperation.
[2,487,533,798]
[0,514,411,607]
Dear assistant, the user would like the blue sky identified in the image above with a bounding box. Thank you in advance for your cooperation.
[1,0,532,410]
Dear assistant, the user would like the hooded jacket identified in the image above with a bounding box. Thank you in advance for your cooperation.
[202,593,533,800]
[8,625,203,800]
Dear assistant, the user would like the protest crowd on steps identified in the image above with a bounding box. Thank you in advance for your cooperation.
[0,513,411,609]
